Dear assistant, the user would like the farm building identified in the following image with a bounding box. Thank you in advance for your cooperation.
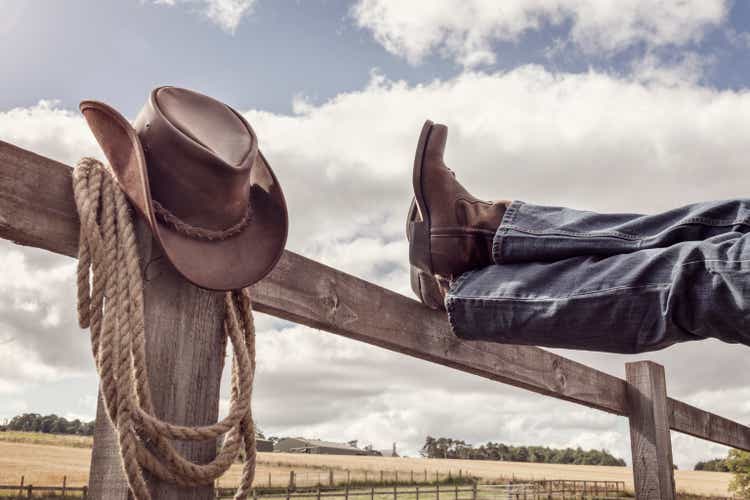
[377,443,399,457]
[274,438,366,455]
[256,438,274,452]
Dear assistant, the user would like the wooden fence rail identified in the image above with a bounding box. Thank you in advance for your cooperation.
[1,139,749,500]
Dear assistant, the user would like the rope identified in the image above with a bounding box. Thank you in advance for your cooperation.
[72,157,257,500]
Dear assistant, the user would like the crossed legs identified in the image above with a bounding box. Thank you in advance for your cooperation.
[408,121,750,354]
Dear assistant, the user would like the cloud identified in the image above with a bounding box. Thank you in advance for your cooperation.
[3,65,750,468]
[152,0,257,34]
[351,0,728,67]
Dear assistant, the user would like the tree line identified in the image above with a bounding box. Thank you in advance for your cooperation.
[420,436,626,466]
[694,457,730,472]
[1,413,95,436]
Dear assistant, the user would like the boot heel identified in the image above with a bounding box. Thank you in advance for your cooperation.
[410,265,445,310]
[408,220,432,272]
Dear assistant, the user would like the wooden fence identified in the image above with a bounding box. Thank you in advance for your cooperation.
[249,469,475,489]
[1,138,749,500]
[0,480,626,499]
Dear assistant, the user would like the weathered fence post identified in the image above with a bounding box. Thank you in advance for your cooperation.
[88,222,227,500]
[62,475,67,497]
[626,361,676,500]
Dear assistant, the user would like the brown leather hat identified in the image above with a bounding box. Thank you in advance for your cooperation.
[80,86,288,291]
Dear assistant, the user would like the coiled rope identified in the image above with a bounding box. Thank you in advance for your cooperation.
[73,157,257,500]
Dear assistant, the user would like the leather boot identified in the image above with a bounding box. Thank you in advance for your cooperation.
[407,120,508,310]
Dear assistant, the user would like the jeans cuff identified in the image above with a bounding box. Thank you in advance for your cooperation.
[492,200,524,264]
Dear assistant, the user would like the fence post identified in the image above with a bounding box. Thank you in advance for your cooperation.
[380,471,384,484]
[331,470,335,487]
[416,485,420,500]
[348,470,351,485]
[626,361,676,500]
[26,485,32,499]
[411,471,414,483]
[62,475,67,497]
[18,475,24,497]
[269,472,272,488]
[290,470,296,490]
[393,484,397,500]
[88,221,226,500]
[437,483,440,500]
[472,481,477,500]
[83,485,88,499]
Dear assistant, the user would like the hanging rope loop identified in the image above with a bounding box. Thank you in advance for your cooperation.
[73,157,257,500]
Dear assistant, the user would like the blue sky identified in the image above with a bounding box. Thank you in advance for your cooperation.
[5,0,750,114]
[2,0,750,477]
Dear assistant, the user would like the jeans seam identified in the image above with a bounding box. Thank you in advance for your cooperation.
[451,282,672,302]
[502,216,750,242]
[680,258,750,267]
[493,200,523,264]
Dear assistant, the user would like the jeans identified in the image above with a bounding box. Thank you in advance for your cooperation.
[445,199,750,353]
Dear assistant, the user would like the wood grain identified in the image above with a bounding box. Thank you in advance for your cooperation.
[669,398,750,451]
[87,222,226,500]
[1,139,749,452]
[626,362,675,500]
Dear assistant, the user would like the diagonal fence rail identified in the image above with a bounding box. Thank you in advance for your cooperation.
[1,139,749,499]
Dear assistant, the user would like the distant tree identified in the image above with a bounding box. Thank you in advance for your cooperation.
[419,437,625,466]
[728,450,750,498]
[6,413,95,436]
[695,457,730,472]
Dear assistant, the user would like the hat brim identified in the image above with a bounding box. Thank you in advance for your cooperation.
[80,100,288,291]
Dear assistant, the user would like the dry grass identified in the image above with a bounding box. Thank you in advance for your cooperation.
[0,431,92,449]
[0,439,735,498]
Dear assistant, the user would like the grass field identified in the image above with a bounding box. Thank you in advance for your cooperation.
[0,433,735,497]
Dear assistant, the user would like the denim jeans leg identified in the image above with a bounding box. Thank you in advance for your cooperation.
[447,216,750,354]
[495,199,750,264]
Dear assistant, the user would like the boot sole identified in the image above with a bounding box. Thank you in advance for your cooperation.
[406,121,445,310]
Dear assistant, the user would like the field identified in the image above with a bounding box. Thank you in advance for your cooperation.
[0,433,735,497]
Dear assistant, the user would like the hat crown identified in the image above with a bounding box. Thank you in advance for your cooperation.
[133,86,257,232]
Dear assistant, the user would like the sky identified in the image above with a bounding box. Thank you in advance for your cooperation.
[1,0,750,471]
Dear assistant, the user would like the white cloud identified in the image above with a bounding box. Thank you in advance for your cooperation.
[3,65,750,469]
[352,0,728,67]
[152,0,256,34]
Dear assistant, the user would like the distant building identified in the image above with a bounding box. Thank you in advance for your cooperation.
[274,437,366,455]
[378,443,399,458]
[256,438,274,452]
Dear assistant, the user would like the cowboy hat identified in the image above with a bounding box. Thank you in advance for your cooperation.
[80,86,288,291]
